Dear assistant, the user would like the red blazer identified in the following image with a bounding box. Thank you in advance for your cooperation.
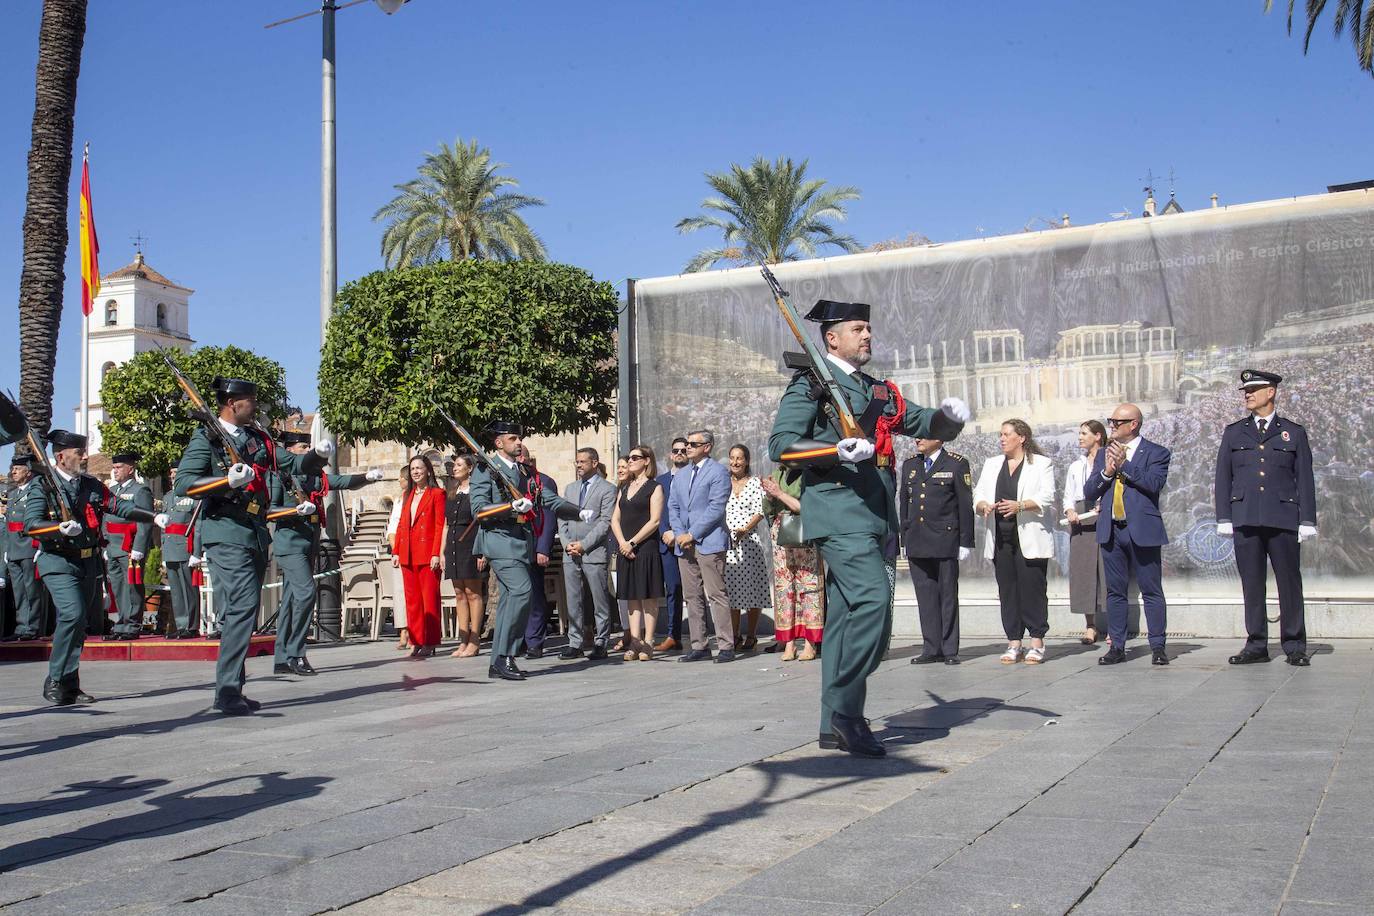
[394,486,445,565]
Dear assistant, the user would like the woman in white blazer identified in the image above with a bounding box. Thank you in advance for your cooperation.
[974,419,1057,665]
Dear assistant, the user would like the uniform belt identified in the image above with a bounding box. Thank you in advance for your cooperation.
[106,521,137,552]
[6,521,22,533]
[165,523,190,536]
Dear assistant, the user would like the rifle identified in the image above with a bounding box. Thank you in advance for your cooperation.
[0,389,74,523]
[262,399,313,522]
[436,408,525,503]
[158,347,244,472]
[760,264,863,440]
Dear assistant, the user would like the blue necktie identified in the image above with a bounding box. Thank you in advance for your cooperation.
[924,456,933,474]
[689,463,699,496]
[579,479,589,507]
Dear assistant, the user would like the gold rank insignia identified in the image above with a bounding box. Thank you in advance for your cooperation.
[964,473,972,486]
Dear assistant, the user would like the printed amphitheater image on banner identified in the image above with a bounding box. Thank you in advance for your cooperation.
[632,189,1374,597]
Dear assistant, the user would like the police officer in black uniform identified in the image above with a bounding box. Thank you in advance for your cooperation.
[1215,369,1317,667]
[900,437,974,665]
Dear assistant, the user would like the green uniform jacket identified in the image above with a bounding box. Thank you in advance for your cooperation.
[268,469,369,555]
[24,473,124,575]
[4,481,37,562]
[160,493,199,563]
[470,456,580,561]
[102,478,154,558]
[173,424,280,552]
[767,367,964,539]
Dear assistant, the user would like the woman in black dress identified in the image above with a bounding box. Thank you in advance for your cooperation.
[442,454,487,658]
[611,444,665,661]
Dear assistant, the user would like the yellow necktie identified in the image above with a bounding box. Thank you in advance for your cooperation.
[1112,476,1126,521]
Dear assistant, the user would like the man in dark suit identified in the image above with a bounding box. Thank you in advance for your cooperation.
[654,436,688,652]
[1084,403,1172,666]
[520,450,559,659]
[1215,369,1317,667]
[900,438,974,665]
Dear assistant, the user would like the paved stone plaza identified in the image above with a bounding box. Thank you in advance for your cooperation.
[1,637,1370,914]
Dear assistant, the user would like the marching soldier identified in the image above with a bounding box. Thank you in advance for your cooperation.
[269,431,383,676]
[1216,369,1317,667]
[4,455,41,641]
[900,438,974,665]
[103,452,155,640]
[769,299,968,757]
[173,377,292,714]
[161,466,201,639]
[24,430,164,705]
[470,420,591,681]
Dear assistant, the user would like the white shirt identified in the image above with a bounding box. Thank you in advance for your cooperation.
[217,418,242,437]
[1253,412,1276,431]
[54,465,76,483]
[826,353,859,376]
[919,448,943,469]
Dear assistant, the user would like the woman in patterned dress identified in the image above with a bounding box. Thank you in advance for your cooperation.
[723,445,772,652]
[761,467,824,661]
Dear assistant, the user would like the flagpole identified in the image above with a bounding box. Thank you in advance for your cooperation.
[80,142,90,441]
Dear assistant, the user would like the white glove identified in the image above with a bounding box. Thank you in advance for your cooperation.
[227,463,256,489]
[296,501,317,516]
[958,546,971,561]
[836,438,876,462]
[0,577,7,589]
[510,498,534,514]
[1215,522,1233,537]
[59,520,83,537]
[189,556,204,568]
[365,468,384,482]
[940,397,972,424]
[314,440,335,459]
[130,551,145,562]
[579,508,596,523]
[154,513,170,528]
[1298,524,1317,543]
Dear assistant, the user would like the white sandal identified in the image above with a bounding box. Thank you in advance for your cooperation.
[1024,645,1046,665]
[1000,645,1025,664]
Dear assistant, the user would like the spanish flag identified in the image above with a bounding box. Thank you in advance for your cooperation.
[79,144,99,317]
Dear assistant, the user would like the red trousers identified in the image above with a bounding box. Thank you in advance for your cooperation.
[401,563,442,647]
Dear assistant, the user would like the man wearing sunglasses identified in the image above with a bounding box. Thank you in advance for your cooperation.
[654,437,689,652]
[1083,403,1172,667]
[769,298,970,758]
[665,430,734,661]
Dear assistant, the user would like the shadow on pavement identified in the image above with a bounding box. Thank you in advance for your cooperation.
[0,776,170,831]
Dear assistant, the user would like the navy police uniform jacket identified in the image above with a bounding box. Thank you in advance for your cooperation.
[1214,415,1316,531]
[899,450,975,559]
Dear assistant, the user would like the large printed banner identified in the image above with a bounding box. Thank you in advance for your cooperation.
[633,191,1374,597]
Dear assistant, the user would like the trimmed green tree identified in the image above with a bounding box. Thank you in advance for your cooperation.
[318,259,618,448]
[98,345,290,477]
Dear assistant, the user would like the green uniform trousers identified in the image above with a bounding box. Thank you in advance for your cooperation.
[273,551,317,664]
[165,560,199,632]
[814,533,897,732]
[107,554,144,635]
[207,543,268,694]
[7,558,41,638]
[40,556,101,682]
[490,557,533,657]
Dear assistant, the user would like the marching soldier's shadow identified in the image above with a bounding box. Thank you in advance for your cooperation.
[0,775,170,832]
[879,690,1059,746]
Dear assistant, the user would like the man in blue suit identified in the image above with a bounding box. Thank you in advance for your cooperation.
[653,436,688,652]
[1084,403,1172,666]
[665,429,734,662]
[519,450,559,659]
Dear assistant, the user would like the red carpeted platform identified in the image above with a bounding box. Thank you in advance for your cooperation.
[0,634,276,663]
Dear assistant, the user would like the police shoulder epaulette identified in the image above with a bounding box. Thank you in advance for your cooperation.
[946,450,968,463]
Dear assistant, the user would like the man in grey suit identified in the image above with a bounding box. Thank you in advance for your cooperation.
[666,429,735,663]
[558,447,618,660]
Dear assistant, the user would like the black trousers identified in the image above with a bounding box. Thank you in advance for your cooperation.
[993,528,1048,640]
[908,556,960,657]
[1234,525,1306,654]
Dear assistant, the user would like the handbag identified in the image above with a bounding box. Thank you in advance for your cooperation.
[775,511,809,547]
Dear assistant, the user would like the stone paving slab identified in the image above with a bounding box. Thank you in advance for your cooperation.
[0,637,1370,914]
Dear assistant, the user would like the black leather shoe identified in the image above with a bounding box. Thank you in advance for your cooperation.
[273,663,293,675]
[58,675,95,704]
[288,657,317,677]
[206,631,222,641]
[818,733,839,749]
[1286,652,1310,667]
[176,629,195,640]
[488,656,526,681]
[945,657,961,666]
[1098,647,1127,665]
[829,712,886,758]
[242,696,262,711]
[524,647,543,660]
[0,634,17,643]
[1229,649,1271,665]
[43,676,71,706]
[679,649,713,662]
[214,688,253,715]
[588,645,609,660]
[910,654,944,665]
[714,650,736,664]
[558,647,584,660]
[507,657,524,676]
[1151,648,1170,666]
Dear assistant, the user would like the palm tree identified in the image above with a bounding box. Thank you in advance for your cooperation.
[373,137,546,267]
[675,156,861,272]
[17,0,88,436]
[1266,0,1374,74]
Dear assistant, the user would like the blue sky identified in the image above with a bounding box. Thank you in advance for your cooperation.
[2,0,1372,444]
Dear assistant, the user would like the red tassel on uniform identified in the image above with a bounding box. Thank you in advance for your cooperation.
[191,568,204,587]
[128,563,143,586]
[873,381,907,466]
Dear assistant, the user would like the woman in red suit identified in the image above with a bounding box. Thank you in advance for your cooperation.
[392,455,446,658]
